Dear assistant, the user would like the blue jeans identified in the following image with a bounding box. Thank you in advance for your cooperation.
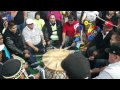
[27,54,39,68]
[17,22,25,32]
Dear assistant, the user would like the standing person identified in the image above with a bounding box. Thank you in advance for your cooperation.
[11,11,27,32]
[22,18,46,54]
[38,11,48,23]
[94,43,120,79]
[77,11,84,23]
[81,11,99,24]
[0,17,8,35]
[1,17,8,35]
[47,11,62,23]
[34,12,45,30]
[26,11,37,19]
[97,11,118,30]
[106,11,118,26]
[70,11,77,21]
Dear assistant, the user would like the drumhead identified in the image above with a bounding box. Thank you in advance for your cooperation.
[42,49,70,71]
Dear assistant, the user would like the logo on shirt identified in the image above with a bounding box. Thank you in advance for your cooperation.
[74,23,79,30]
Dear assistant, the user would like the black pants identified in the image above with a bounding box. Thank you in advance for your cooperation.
[28,42,45,55]
[50,40,61,48]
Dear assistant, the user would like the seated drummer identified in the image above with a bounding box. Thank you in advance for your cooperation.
[42,14,62,49]
[60,15,79,50]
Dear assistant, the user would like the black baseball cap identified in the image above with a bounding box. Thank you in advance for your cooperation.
[105,43,120,55]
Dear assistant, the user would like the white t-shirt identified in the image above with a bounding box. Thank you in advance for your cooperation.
[84,11,99,22]
[27,11,37,19]
[22,26,43,45]
[77,11,82,20]
[94,61,120,79]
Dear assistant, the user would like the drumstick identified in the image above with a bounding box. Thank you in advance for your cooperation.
[50,45,57,49]
[43,59,53,69]
[96,16,118,28]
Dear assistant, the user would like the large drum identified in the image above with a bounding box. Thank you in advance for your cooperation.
[42,49,71,79]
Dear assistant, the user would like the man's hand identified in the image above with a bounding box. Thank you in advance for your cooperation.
[24,64,28,69]
[34,47,39,52]
[64,46,70,50]
[43,40,46,46]
[34,73,40,79]
[88,56,95,61]
[59,45,63,49]
[23,50,30,58]
[47,40,51,46]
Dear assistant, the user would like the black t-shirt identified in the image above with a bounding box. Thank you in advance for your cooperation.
[38,11,48,22]
[14,11,24,25]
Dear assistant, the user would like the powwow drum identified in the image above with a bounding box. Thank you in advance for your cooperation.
[42,49,71,79]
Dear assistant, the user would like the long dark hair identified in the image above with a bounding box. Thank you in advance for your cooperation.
[34,12,40,19]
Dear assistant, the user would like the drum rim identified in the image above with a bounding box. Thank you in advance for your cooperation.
[42,49,70,71]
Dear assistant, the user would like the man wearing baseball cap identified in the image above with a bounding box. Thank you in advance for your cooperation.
[87,20,114,59]
[94,43,120,79]
[22,18,46,54]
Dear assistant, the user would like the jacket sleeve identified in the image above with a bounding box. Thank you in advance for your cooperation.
[19,30,27,49]
[5,37,23,55]
[42,25,50,41]
[57,21,63,43]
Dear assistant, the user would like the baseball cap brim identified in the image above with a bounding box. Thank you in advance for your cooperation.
[105,48,110,53]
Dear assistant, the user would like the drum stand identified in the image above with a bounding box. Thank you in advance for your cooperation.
[34,66,46,79]
[39,68,46,79]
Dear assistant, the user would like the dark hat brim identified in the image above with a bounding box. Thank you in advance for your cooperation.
[105,48,110,53]
[2,59,21,78]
